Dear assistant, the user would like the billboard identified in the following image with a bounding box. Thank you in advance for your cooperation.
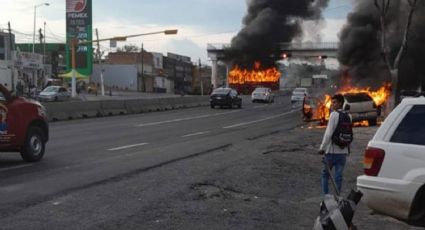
[65,0,93,76]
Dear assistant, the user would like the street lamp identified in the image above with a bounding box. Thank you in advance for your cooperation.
[70,29,178,97]
[33,2,49,53]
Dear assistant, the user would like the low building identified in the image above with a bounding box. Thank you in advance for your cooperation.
[16,43,67,79]
[1,31,46,95]
[0,31,16,90]
[163,53,194,94]
[192,63,212,95]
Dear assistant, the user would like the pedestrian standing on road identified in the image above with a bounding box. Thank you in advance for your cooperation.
[318,94,352,195]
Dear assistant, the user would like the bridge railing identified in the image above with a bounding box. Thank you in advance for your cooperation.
[207,42,339,51]
[280,42,339,50]
[207,43,231,51]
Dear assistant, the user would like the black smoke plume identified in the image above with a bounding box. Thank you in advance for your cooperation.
[338,0,425,90]
[227,0,329,69]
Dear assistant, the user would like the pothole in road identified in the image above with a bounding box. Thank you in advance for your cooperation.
[191,183,254,201]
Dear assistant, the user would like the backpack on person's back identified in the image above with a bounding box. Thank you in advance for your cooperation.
[331,111,353,148]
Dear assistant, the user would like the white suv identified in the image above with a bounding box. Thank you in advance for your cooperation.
[291,88,308,104]
[357,97,425,227]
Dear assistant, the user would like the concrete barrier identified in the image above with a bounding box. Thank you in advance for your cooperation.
[124,99,143,114]
[100,100,127,116]
[45,96,210,122]
[44,101,102,121]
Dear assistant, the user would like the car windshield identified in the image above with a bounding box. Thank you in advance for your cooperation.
[254,88,267,93]
[401,90,419,97]
[43,86,59,93]
[293,88,306,93]
[344,93,373,102]
[212,88,230,95]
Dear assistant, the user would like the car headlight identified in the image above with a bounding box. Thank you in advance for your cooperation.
[38,105,48,118]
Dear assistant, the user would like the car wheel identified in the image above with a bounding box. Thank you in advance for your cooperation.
[54,96,58,102]
[238,103,242,109]
[368,118,378,126]
[20,126,46,162]
[210,104,215,109]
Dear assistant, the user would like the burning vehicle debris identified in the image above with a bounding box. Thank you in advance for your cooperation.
[303,83,392,127]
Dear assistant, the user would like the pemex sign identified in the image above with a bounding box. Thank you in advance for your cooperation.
[65,0,93,76]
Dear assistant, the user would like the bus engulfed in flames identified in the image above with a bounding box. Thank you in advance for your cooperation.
[228,61,281,94]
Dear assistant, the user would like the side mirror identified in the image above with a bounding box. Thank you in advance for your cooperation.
[343,104,350,111]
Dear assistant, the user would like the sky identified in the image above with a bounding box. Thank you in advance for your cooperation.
[0,0,352,65]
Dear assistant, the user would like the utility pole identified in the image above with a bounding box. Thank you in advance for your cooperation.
[43,22,46,65]
[199,58,203,96]
[7,22,15,91]
[95,28,105,96]
[141,43,145,92]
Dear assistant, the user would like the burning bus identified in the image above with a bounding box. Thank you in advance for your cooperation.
[228,61,281,94]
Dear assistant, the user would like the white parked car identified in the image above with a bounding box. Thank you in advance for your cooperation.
[251,87,274,103]
[38,86,71,102]
[357,97,425,227]
[291,88,308,104]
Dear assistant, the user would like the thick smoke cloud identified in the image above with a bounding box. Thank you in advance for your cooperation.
[228,0,329,69]
[338,0,425,90]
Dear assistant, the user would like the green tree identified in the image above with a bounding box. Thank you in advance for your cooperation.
[117,44,140,52]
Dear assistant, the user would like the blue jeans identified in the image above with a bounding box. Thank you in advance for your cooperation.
[321,154,346,195]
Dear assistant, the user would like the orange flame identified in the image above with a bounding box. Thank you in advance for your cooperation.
[353,121,370,127]
[337,82,391,106]
[317,83,391,123]
[228,61,281,84]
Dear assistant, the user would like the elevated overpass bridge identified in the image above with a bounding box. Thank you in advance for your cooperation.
[207,42,339,88]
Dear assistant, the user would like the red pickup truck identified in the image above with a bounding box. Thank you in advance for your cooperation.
[0,84,49,162]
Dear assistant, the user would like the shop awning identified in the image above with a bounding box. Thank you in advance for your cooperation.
[58,70,88,79]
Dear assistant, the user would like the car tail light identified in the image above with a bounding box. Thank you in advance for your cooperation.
[363,147,385,176]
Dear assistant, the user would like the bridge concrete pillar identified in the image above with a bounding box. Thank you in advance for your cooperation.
[225,62,231,88]
[211,57,218,89]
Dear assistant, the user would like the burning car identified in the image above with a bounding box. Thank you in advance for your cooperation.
[342,92,380,126]
[303,83,391,126]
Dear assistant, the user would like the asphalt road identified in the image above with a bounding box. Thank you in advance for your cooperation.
[0,95,302,229]
[1,95,420,230]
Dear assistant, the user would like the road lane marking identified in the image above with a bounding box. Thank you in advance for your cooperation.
[0,164,34,172]
[223,110,296,129]
[108,143,149,151]
[135,110,240,127]
[181,131,211,138]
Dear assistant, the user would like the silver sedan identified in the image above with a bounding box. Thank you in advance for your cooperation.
[38,86,71,102]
